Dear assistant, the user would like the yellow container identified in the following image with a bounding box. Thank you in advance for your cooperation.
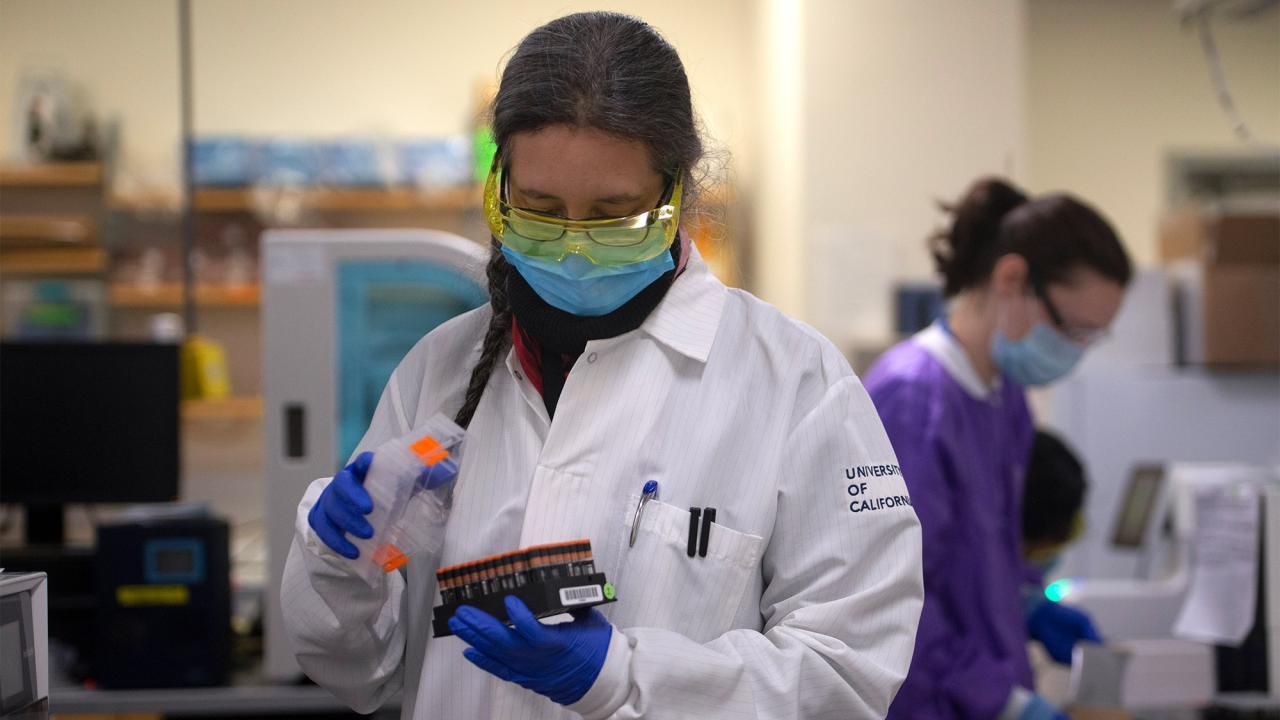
[181,335,230,400]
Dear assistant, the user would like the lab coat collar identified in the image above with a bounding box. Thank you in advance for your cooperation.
[638,243,727,364]
[500,244,725,416]
[914,321,1001,401]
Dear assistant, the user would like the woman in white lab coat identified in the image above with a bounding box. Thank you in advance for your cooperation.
[283,12,923,719]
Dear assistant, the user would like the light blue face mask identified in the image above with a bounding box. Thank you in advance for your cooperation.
[991,322,1085,386]
[501,246,674,317]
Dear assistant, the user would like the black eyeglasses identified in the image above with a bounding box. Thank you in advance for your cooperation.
[1028,276,1064,327]
[1029,275,1109,346]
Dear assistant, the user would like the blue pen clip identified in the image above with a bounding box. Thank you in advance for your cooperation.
[629,480,659,548]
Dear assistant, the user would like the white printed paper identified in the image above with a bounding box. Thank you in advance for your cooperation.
[1172,474,1260,645]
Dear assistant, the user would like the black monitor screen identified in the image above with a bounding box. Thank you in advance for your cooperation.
[1,342,180,504]
[0,590,35,714]
[1111,464,1164,549]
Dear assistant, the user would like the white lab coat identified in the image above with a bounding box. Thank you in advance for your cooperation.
[282,248,924,719]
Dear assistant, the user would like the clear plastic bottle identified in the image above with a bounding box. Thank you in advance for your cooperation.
[348,414,466,587]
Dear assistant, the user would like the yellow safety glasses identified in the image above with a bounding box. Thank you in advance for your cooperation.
[483,162,682,266]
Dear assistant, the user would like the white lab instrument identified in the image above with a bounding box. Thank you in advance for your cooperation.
[0,572,48,719]
[1054,464,1280,705]
[1068,639,1216,711]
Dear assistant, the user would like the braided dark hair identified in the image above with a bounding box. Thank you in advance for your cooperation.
[454,244,513,428]
[454,11,704,429]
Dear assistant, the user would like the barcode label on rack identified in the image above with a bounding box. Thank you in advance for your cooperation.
[559,585,604,606]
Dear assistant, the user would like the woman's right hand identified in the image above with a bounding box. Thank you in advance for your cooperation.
[307,451,375,558]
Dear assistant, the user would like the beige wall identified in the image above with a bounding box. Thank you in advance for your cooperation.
[0,0,181,194]
[751,0,806,316]
[1027,0,1280,265]
[190,0,756,168]
[0,0,755,200]
[796,0,1028,347]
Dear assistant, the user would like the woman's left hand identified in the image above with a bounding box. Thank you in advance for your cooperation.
[449,595,613,706]
[1027,600,1103,665]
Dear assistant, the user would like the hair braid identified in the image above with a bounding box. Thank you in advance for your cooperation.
[454,247,512,429]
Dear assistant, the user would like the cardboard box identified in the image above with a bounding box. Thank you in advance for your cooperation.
[1163,204,1280,368]
[1160,205,1280,264]
[1203,264,1280,366]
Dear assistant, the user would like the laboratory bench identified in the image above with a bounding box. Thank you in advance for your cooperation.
[49,683,400,718]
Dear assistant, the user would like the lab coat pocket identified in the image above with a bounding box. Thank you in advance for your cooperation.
[609,497,764,643]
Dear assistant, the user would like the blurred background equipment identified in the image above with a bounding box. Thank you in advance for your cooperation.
[0,342,184,687]
[261,228,487,680]
[1,280,103,340]
[1053,464,1280,709]
[11,71,99,164]
[94,512,230,689]
[0,572,49,720]
[893,282,945,338]
[0,342,181,543]
[1069,638,1217,713]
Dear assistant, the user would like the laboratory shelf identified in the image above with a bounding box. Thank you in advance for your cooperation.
[0,247,107,274]
[107,191,181,213]
[0,214,96,245]
[182,396,264,422]
[108,283,261,308]
[50,684,400,716]
[194,185,480,213]
[0,162,103,187]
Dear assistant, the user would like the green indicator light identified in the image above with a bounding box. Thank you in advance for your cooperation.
[1044,578,1073,603]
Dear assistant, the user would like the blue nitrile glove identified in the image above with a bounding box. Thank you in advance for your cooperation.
[306,452,374,559]
[1019,692,1069,720]
[1027,599,1103,665]
[448,595,612,706]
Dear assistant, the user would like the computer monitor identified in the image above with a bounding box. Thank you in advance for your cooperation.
[0,342,180,543]
[1111,464,1165,549]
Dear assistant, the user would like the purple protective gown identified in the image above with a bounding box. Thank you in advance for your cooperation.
[865,324,1035,720]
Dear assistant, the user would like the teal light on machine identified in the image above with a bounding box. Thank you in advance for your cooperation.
[1044,578,1074,603]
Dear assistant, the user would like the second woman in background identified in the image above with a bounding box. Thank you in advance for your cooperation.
[866,178,1133,720]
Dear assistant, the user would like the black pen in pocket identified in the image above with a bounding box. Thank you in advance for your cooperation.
[699,507,716,557]
[687,507,701,557]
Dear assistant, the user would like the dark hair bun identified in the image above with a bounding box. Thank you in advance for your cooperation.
[930,177,1029,297]
[931,177,1132,298]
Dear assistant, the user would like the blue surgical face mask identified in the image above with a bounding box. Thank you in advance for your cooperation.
[501,246,674,317]
[991,322,1085,386]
